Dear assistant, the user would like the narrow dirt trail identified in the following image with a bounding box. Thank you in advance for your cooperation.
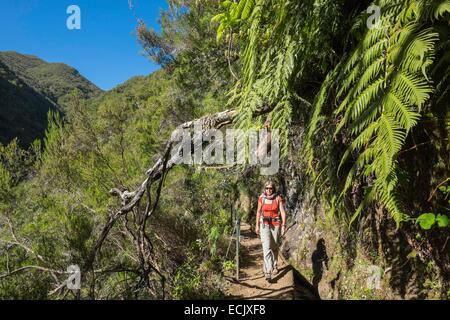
[224,222,296,299]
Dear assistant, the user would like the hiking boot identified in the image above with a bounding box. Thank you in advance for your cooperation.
[264,273,272,282]
[272,267,279,276]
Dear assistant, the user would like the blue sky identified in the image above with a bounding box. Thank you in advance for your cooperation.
[0,0,168,90]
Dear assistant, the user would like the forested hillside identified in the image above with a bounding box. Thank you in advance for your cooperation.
[0,51,101,147]
[0,51,101,108]
[0,60,58,147]
[0,0,448,300]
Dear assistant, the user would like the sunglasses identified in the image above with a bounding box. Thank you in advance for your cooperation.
[265,187,273,190]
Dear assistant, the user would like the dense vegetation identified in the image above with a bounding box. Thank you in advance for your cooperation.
[0,51,102,147]
[0,51,101,108]
[0,0,448,299]
[0,60,58,147]
[213,0,449,293]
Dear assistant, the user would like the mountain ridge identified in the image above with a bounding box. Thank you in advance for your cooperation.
[0,51,102,109]
[0,51,103,146]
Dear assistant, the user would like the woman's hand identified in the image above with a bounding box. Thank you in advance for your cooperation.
[281,225,286,236]
[255,224,260,235]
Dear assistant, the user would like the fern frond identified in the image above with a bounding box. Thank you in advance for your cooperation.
[391,70,432,109]
[384,92,421,130]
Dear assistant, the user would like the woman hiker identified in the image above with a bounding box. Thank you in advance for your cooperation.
[255,180,287,282]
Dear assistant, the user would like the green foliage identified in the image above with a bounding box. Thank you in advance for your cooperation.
[416,181,450,230]
[138,0,234,100]
[216,0,450,231]
[436,214,449,228]
[222,259,235,272]
[208,226,220,257]
[0,51,101,147]
[0,51,101,109]
[303,0,450,227]
[172,257,204,299]
[0,65,232,298]
[332,0,445,226]
[0,60,58,147]
[1,1,235,297]
[417,213,439,230]
[172,249,224,299]
[215,0,346,158]
[212,0,255,41]
[2,0,449,300]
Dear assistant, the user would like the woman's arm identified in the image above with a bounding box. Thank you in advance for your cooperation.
[255,200,262,235]
[279,197,286,235]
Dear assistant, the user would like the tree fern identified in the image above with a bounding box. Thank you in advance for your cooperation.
[316,0,449,226]
[213,0,449,227]
[214,0,343,160]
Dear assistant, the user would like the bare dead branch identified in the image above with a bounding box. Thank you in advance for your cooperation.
[2,217,60,283]
[0,265,65,280]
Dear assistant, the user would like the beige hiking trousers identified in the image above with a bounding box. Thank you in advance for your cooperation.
[259,221,280,276]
